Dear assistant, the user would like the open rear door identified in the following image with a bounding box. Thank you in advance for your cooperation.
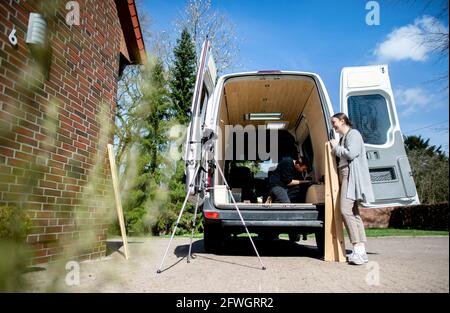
[184,40,217,194]
[340,65,419,207]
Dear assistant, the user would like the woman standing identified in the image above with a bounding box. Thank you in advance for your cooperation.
[329,113,374,265]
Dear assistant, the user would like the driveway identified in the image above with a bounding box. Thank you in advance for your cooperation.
[24,236,449,293]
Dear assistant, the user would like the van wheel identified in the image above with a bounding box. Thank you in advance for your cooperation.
[315,229,325,256]
[203,223,222,253]
[288,233,300,242]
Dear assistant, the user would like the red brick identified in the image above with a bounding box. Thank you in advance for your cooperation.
[21,145,32,153]
[44,189,61,197]
[7,158,30,169]
[1,138,20,150]
[45,226,62,233]
[47,160,64,169]
[58,218,74,225]
[53,154,67,163]
[15,151,35,162]
[17,135,38,147]
[27,235,39,244]
[66,184,80,192]
[46,174,62,183]
[55,212,72,218]
[50,167,66,176]
[38,234,57,242]
[31,256,50,265]
[15,127,34,137]
[0,147,14,157]
[36,211,54,219]
[39,180,57,189]
[62,143,76,153]
[57,148,73,157]
[32,219,49,227]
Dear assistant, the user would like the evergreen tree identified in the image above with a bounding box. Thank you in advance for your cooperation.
[121,58,171,234]
[151,28,199,235]
[404,135,445,158]
[169,28,197,125]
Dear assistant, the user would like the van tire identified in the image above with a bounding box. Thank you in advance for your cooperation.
[203,223,222,253]
[315,229,325,256]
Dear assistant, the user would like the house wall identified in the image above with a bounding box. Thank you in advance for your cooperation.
[0,0,122,264]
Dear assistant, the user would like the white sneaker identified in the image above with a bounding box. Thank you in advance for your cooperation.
[348,252,368,265]
[362,253,369,263]
[347,251,369,263]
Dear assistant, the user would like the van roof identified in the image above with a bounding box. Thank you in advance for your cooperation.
[219,70,321,80]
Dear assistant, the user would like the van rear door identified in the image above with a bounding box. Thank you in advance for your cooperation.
[184,40,217,194]
[340,65,419,207]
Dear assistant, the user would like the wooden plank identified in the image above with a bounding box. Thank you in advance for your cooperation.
[324,144,335,261]
[327,142,346,262]
[324,142,346,262]
[107,144,130,260]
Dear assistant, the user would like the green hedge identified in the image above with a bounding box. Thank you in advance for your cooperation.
[0,206,32,241]
[388,202,449,231]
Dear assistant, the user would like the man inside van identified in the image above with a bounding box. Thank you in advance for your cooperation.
[268,156,312,203]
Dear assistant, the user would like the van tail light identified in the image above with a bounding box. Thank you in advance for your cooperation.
[204,212,219,219]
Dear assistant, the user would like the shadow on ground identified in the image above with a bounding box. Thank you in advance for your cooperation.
[174,237,328,259]
[106,240,144,257]
[22,267,46,273]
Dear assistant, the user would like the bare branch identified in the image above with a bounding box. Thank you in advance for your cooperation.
[175,0,240,74]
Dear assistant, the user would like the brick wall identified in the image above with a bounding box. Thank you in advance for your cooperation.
[0,0,122,264]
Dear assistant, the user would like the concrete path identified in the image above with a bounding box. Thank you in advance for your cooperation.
[24,236,449,293]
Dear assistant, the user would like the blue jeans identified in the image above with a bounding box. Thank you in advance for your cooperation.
[269,186,290,203]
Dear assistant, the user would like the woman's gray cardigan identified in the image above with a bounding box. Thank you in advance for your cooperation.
[333,129,375,204]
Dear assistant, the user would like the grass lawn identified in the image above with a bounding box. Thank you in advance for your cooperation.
[362,228,449,237]
[149,228,448,239]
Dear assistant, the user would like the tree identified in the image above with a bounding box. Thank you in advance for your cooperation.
[151,29,200,236]
[404,135,446,158]
[114,65,144,169]
[406,149,449,204]
[411,0,449,86]
[176,0,239,73]
[153,159,201,235]
[143,59,171,177]
[149,0,239,73]
[169,28,197,125]
[115,58,172,234]
[404,135,449,204]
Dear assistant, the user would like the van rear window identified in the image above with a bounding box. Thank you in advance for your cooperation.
[347,94,391,145]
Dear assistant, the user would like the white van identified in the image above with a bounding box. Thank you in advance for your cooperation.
[184,41,419,253]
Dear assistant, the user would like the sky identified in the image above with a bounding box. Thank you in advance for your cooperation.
[139,0,449,154]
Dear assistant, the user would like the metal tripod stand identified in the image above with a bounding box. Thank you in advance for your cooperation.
[156,157,266,273]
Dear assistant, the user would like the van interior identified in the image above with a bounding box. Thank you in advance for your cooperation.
[214,74,329,206]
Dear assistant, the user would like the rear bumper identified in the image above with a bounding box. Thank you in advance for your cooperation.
[202,197,324,229]
[221,220,323,227]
